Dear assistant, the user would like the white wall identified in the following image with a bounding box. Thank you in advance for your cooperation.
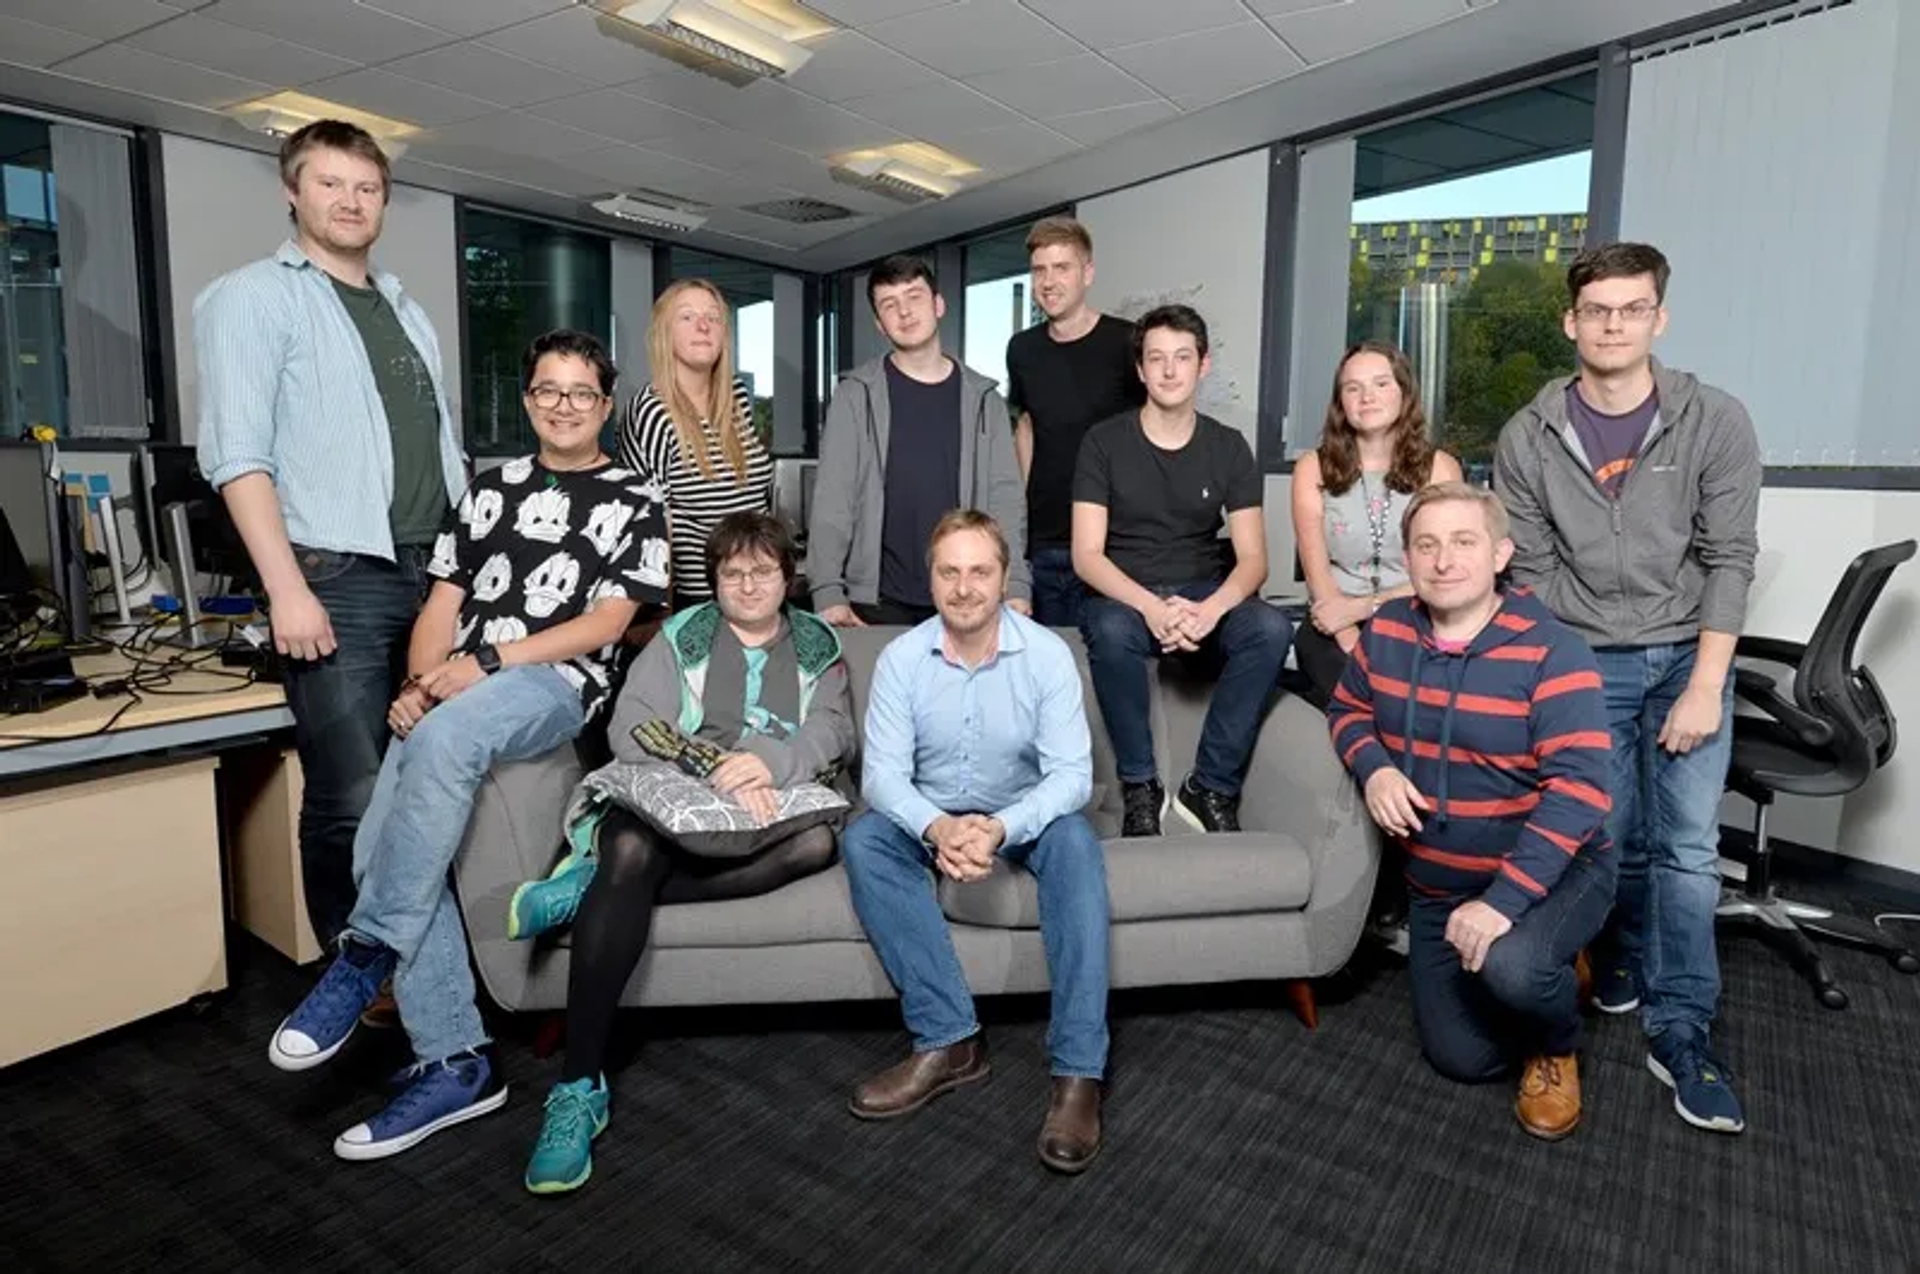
[160,134,461,444]
[1076,149,1269,446]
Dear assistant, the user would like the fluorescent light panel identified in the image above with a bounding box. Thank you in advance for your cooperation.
[226,91,421,156]
[614,0,823,78]
[590,191,709,232]
[828,143,979,204]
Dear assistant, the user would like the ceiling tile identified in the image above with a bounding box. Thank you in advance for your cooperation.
[2,0,182,40]
[125,14,356,86]
[1105,21,1304,104]
[1022,0,1259,51]
[841,79,1022,139]
[526,87,697,145]
[415,109,618,159]
[1043,99,1177,146]
[621,122,801,174]
[382,42,575,107]
[200,0,451,63]
[665,80,899,155]
[795,1,959,26]
[305,67,497,126]
[358,0,573,39]
[563,144,762,204]
[480,5,680,87]
[55,41,274,107]
[1255,0,1471,63]
[865,0,1084,78]
[0,16,99,67]
[780,29,930,104]
[963,54,1159,118]
[940,120,1078,174]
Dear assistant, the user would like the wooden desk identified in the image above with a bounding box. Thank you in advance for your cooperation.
[0,649,297,1065]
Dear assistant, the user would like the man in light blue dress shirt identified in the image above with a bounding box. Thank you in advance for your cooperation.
[195,120,466,950]
[842,509,1111,1175]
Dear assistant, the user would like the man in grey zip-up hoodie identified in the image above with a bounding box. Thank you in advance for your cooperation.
[809,255,1030,626]
[1494,242,1761,1137]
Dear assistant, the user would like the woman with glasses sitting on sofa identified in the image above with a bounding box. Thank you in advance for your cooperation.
[506,511,857,1194]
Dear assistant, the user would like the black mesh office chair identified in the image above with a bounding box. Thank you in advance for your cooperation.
[1716,538,1918,1010]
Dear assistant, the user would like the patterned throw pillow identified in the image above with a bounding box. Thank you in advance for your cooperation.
[578,759,849,859]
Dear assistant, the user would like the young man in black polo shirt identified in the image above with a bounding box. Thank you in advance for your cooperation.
[1008,216,1145,629]
[1072,305,1292,836]
[809,255,1028,626]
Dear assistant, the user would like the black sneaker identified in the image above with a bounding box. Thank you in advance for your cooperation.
[1120,779,1165,837]
[1172,774,1240,833]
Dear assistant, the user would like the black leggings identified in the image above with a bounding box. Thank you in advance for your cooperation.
[1291,622,1351,710]
[561,805,837,1081]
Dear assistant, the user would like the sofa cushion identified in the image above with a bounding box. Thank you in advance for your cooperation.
[938,834,1314,929]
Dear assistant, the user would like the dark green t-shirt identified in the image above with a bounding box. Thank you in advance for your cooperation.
[330,275,448,546]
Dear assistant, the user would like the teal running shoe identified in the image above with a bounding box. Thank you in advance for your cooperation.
[506,852,597,941]
[524,1076,611,1195]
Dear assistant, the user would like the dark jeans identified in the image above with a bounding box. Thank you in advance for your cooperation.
[1028,546,1087,630]
[1291,621,1350,711]
[853,597,939,626]
[1408,852,1616,1082]
[280,543,431,948]
[1080,583,1292,796]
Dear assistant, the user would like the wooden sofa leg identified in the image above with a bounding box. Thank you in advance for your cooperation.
[533,1011,566,1059]
[1285,979,1319,1030]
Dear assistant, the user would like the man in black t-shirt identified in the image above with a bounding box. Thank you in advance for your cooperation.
[1072,305,1292,837]
[267,329,667,1163]
[1007,216,1145,629]
[810,255,1028,626]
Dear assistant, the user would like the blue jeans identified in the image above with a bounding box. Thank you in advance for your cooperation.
[841,809,1111,1078]
[1593,642,1736,1040]
[1080,584,1293,795]
[1028,546,1086,630]
[282,544,432,947]
[346,664,586,1065]
[1408,852,1616,1081]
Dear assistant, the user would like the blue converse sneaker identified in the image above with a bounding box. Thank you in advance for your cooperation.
[524,1076,612,1195]
[333,1050,509,1161]
[1647,1030,1745,1134]
[507,853,598,941]
[269,937,396,1072]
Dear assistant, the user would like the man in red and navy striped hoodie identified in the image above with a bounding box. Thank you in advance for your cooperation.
[1329,482,1615,1140]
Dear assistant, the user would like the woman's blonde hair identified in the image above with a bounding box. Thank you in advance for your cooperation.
[649,277,746,481]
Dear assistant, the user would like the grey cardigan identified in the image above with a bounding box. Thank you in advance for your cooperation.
[807,354,1030,610]
[1492,360,1762,649]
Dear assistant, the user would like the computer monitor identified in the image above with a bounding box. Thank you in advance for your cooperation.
[0,441,88,642]
[138,443,254,588]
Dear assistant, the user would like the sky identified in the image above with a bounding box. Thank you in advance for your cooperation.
[731,151,1594,398]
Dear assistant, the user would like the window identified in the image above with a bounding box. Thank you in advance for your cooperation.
[1311,74,1596,472]
[460,207,611,457]
[961,225,1037,396]
[1,113,60,440]
[667,248,775,451]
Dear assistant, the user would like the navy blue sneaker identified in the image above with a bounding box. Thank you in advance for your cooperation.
[1591,963,1641,1015]
[269,937,396,1072]
[333,1050,509,1161]
[1647,1030,1745,1134]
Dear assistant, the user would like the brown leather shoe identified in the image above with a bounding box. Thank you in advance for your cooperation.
[1516,1053,1581,1141]
[1573,950,1594,1010]
[1037,1077,1102,1174]
[848,1036,990,1120]
[359,976,398,1029]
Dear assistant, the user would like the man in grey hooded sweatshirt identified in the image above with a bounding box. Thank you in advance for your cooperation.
[1493,242,1761,1137]
[808,254,1030,627]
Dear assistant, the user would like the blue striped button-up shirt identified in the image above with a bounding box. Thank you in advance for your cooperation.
[194,240,468,560]
[862,606,1092,849]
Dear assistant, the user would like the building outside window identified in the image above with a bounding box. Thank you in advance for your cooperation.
[2,112,63,440]
[961,225,1038,396]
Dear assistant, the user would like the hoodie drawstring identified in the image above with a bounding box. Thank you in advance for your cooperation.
[1400,633,1471,830]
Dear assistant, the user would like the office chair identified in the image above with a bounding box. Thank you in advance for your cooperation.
[1716,538,1919,1010]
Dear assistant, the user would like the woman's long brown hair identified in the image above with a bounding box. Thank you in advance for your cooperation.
[1314,341,1435,496]
[649,278,747,482]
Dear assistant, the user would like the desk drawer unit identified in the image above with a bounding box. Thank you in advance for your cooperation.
[0,758,227,1066]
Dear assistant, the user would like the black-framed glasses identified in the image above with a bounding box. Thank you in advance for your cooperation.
[527,385,606,411]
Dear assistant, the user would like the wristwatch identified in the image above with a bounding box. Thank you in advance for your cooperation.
[473,643,501,675]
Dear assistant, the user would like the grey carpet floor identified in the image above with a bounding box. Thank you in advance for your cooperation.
[3,874,1918,1273]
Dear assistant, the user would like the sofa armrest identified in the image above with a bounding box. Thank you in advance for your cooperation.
[1235,693,1383,972]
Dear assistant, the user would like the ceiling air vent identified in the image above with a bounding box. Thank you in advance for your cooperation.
[741,197,856,223]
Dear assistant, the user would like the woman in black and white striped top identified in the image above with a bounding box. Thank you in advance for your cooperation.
[618,278,774,606]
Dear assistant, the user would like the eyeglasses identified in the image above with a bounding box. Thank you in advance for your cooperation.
[527,385,606,411]
[717,564,783,588]
[1572,301,1659,325]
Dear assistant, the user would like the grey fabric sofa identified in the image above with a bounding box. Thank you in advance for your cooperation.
[452,625,1382,1023]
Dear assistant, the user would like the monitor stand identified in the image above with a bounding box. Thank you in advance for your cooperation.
[159,501,216,650]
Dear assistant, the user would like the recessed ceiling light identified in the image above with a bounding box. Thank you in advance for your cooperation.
[828,143,980,204]
[225,91,421,157]
[609,0,830,82]
[589,190,709,231]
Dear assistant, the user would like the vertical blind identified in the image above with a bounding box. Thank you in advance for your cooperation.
[49,123,148,440]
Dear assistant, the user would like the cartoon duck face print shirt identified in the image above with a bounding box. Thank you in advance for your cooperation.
[429,455,670,717]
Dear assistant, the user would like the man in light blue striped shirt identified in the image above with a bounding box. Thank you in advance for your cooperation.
[842,510,1111,1175]
[195,120,467,949]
